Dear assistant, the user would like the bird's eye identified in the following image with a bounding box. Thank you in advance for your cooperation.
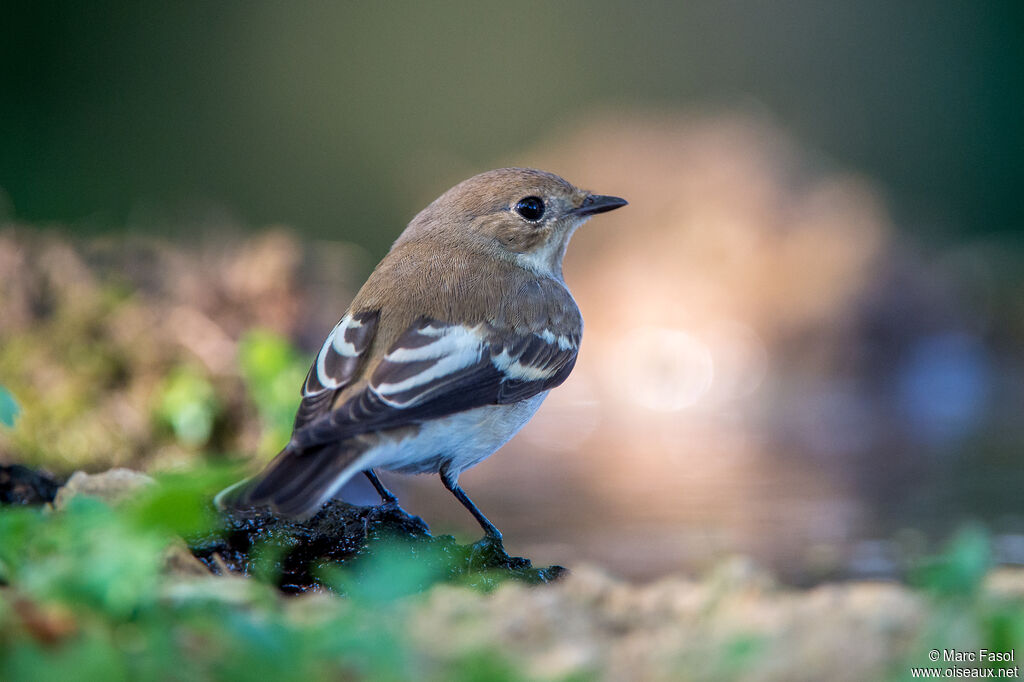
[514,196,545,222]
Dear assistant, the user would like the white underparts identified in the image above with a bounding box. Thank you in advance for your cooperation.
[380,392,547,476]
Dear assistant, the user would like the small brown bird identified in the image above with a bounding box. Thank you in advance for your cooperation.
[217,168,626,542]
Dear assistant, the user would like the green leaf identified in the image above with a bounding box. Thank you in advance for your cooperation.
[127,466,239,537]
[909,525,991,597]
[0,385,21,427]
[154,367,220,448]
[238,329,309,454]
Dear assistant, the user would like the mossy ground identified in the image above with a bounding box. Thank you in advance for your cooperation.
[1,472,1022,681]
[190,499,566,594]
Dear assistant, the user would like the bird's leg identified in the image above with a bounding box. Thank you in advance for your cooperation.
[439,469,531,570]
[362,469,429,534]
[440,469,503,543]
[363,469,398,506]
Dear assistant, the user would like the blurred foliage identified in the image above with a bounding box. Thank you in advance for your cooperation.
[0,465,1021,680]
[0,229,326,474]
[238,330,309,456]
[154,367,221,449]
[325,541,447,604]
[0,471,531,681]
[897,527,1024,681]
[909,525,992,598]
[0,387,19,429]
[0,280,146,469]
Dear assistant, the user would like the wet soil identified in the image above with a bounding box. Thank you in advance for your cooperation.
[188,500,567,593]
[0,464,62,505]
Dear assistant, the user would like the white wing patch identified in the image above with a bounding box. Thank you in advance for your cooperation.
[375,325,486,396]
[290,316,579,450]
[538,328,575,351]
[370,320,578,408]
[385,324,483,363]
[309,313,369,395]
[330,314,364,357]
[491,349,558,381]
[314,323,345,391]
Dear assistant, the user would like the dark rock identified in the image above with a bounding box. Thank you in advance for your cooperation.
[0,465,62,505]
[189,500,567,594]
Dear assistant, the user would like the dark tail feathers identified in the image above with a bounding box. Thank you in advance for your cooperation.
[215,442,368,520]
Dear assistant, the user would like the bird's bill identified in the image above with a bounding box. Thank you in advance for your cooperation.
[570,194,628,217]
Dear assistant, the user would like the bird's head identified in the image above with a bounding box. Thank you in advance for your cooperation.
[397,167,627,279]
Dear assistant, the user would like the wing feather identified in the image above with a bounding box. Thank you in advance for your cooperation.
[288,316,579,451]
[293,310,379,429]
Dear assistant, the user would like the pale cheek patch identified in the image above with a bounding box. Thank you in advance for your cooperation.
[512,221,581,278]
[513,241,561,277]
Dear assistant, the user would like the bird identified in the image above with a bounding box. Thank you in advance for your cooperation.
[217,167,626,544]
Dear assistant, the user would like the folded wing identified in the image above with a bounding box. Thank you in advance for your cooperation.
[222,313,579,517]
[293,309,379,429]
[289,316,579,451]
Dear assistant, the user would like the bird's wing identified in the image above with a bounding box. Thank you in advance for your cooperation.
[293,309,379,429]
[288,316,579,451]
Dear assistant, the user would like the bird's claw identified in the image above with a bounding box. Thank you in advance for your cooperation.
[468,534,531,571]
[364,499,429,534]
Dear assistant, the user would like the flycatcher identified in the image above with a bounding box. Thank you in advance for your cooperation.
[218,168,626,542]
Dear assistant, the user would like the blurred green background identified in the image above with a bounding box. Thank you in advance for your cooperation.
[2,1,1021,252]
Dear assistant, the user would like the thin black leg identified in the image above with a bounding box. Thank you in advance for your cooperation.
[363,469,398,505]
[441,470,502,541]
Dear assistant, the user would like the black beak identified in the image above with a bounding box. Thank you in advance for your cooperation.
[571,194,628,217]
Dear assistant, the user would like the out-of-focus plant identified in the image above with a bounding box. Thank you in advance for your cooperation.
[0,386,20,428]
[327,541,448,603]
[909,525,992,598]
[238,330,309,456]
[1,467,1022,681]
[0,286,143,470]
[896,526,1022,680]
[0,468,526,681]
[153,367,221,449]
[0,230,335,474]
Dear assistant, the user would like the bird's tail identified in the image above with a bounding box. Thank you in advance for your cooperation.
[214,441,372,520]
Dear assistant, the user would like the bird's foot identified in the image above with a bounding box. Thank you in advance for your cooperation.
[375,496,400,511]
[468,533,532,571]
[366,500,430,535]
